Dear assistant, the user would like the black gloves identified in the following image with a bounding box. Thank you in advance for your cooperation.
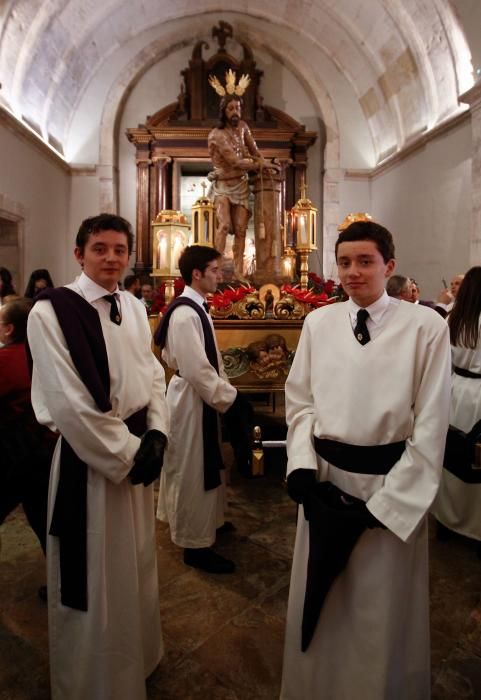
[224,392,254,476]
[361,504,386,529]
[286,471,386,528]
[287,469,317,504]
[225,391,254,424]
[287,469,317,505]
[129,429,167,486]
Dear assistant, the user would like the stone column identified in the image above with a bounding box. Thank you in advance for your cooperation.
[134,157,151,274]
[250,169,284,285]
[459,82,481,265]
[151,156,172,217]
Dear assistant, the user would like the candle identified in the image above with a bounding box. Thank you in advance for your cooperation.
[172,231,185,269]
[158,233,167,268]
[298,215,307,245]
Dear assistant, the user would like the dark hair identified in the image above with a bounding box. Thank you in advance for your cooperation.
[24,268,54,298]
[1,297,33,343]
[178,245,221,285]
[0,267,16,299]
[123,274,139,291]
[449,267,481,348]
[76,213,134,255]
[218,95,242,129]
[335,221,395,263]
[386,275,409,298]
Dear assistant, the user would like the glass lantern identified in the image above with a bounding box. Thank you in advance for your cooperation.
[191,185,215,247]
[290,179,318,289]
[152,210,189,304]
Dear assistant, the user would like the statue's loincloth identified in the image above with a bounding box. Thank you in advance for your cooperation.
[208,173,251,212]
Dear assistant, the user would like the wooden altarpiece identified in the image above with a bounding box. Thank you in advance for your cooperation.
[126,21,317,277]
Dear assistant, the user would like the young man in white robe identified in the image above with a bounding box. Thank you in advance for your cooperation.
[156,245,250,574]
[281,220,451,700]
[28,213,169,700]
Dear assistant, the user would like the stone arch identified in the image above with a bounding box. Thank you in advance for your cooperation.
[97,21,342,273]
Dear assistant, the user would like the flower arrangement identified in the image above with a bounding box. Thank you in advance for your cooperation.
[149,273,342,319]
[280,273,341,308]
[209,284,255,311]
[150,278,186,314]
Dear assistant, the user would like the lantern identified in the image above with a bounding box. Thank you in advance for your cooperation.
[290,178,317,289]
[152,210,189,304]
[191,181,215,247]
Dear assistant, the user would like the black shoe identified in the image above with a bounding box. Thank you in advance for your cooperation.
[183,547,236,574]
[216,521,236,535]
[38,585,47,603]
[476,542,481,561]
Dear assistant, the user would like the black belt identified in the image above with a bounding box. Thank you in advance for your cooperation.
[314,436,405,475]
[454,366,481,379]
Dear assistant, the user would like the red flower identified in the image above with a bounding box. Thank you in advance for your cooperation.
[174,278,185,294]
[209,285,254,310]
[308,272,322,286]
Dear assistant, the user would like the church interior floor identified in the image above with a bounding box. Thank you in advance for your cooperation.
[2,432,481,698]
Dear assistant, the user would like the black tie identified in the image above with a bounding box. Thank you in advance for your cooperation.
[203,301,209,314]
[103,295,122,325]
[354,308,370,345]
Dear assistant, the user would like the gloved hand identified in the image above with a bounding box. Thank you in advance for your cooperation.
[287,469,317,507]
[224,391,254,424]
[129,429,167,486]
[361,504,387,529]
[287,469,318,521]
[224,392,254,476]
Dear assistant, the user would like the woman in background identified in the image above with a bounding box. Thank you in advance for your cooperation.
[433,266,481,553]
[0,298,54,563]
[24,268,54,298]
[0,267,16,305]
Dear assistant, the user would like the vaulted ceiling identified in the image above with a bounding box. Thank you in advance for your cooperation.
[0,1,477,166]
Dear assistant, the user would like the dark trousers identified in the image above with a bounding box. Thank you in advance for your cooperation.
[0,423,54,554]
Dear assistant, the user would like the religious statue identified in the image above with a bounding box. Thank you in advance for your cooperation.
[207,70,265,281]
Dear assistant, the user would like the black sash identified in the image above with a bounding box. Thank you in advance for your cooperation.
[314,436,405,474]
[154,297,223,491]
[443,419,481,483]
[453,366,481,379]
[32,287,147,610]
[302,438,405,652]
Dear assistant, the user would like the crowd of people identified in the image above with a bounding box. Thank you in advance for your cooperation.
[1,213,480,699]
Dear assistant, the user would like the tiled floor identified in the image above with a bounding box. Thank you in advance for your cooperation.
[2,445,481,699]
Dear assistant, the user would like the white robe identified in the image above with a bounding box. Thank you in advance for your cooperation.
[28,273,169,700]
[432,328,481,539]
[156,287,237,548]
[281,298,451,700]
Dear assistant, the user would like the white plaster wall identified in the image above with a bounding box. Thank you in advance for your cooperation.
[452,0,481,77]
[339,179,372,220]
[0,121,71,289]
[371,120,472,300]
[67,174,104,281]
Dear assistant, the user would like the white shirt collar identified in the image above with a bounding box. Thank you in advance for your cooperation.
[347,289,392,325]
[77,271,120,303]
[182,285,207,308]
